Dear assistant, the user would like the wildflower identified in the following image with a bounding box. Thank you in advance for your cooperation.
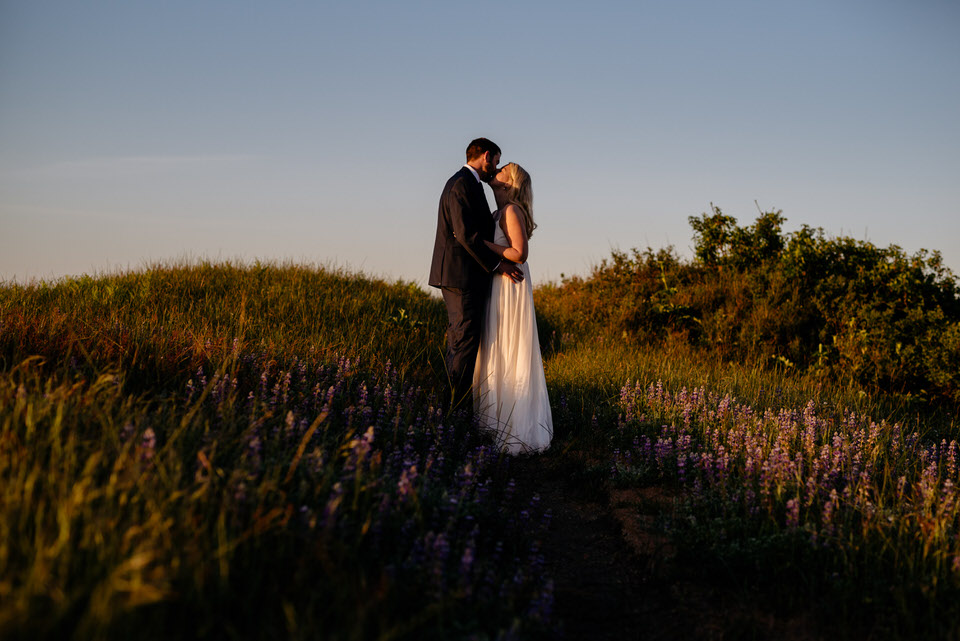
[398,465,418,502]
[120,421,136,442]
[677,453,687,485]
[821,488,839,537]
[281,370,292,405]
[358,383,368,408]
[941,478,956,512]
[785,498,800,529]
[948,441,959,480]
[504,478,516,502]
[141,427,157,461]
[259,369,269,397]
[344,426,375,474]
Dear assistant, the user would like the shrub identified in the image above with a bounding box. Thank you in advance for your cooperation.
[537,209,960,408]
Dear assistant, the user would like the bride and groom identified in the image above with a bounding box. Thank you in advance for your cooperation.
[428,137,553,455]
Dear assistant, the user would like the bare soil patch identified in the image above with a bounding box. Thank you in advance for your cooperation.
[510,451,825,640]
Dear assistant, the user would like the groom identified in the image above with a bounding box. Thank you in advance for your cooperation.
[429,137,523,413]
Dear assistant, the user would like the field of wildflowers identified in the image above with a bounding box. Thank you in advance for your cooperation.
[613,380,960,637]
[3,258,959,639]
[0,263,554,640]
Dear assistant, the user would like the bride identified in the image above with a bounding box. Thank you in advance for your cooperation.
[472,162,553,454]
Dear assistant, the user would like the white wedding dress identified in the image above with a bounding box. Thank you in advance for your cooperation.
[473,214,553,454]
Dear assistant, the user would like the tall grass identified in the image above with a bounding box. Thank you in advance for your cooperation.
[0,262,553,640]
[5,254,960,639]
[1,260,445,387]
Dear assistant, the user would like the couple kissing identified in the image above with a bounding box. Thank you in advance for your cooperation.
[429,137,553,455]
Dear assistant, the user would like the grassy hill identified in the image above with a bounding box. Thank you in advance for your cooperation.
[1,262,552,639]
[2,235,960,639]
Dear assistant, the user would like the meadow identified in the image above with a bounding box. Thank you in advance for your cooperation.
[2,212,960,639]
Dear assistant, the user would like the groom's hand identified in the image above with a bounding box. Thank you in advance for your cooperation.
[496,261,524,283]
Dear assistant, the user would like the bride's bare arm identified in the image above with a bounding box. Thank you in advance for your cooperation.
[486,205,528,263]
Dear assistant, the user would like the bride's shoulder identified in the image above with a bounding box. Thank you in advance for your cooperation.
[501,203,522,218]
[501,204,528,234]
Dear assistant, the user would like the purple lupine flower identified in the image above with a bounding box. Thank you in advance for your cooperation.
[821,488,839,537]
[940,478,956,513]
[273,372,291,407]
[259,368,269,400]
[677,453,687,485]
[358,383,368,409]
[140,427,157,461]
[504,478,516,503]
[948,441,959,481]
[896,475,907,500]
[785,498,800,529]
[120,421,136,442]
[397,465,418,502]
[210,374,221,403]
[919,460,940,506]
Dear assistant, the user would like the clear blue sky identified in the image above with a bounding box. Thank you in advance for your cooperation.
[2,0,958,287]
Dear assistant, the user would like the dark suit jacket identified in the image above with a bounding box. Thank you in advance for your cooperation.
[429,167,500,290]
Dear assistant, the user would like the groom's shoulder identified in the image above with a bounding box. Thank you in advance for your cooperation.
[443,167,471,192]
[449,166,471,182]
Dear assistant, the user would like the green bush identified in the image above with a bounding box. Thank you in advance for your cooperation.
[536,208,960,408]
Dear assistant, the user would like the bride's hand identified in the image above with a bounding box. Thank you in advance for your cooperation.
[496,261,524,283]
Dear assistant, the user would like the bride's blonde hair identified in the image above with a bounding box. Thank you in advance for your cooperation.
[500,162,537,239]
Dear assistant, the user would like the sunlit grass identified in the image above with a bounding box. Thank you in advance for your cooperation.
[3,259,958,639]
[543,334,955,442]
[0,262,553,640]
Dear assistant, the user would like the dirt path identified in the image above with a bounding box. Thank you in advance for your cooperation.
[510,453,823,641]
[510,454,686,640]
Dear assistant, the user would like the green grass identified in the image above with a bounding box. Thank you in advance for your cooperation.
[1,260,446,383]
[3,258,959,639]
[0,262,551,640]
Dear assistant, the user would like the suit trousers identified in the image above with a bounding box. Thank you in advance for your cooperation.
[440,285,488,413]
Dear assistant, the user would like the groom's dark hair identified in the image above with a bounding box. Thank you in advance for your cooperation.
[466,138,501,162]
